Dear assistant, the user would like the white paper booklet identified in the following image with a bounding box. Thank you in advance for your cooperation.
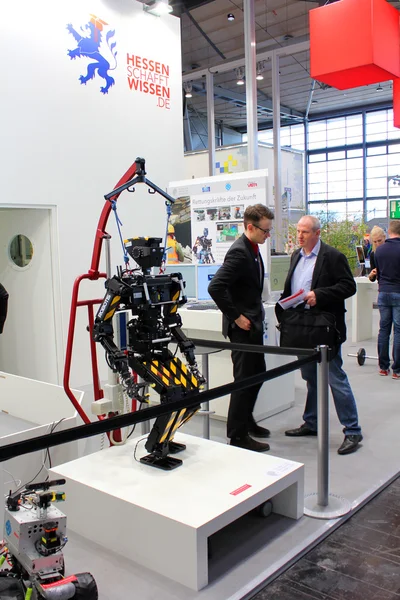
[278,288,306,310]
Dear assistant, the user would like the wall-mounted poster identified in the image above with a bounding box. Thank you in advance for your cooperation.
[167,170,268,265]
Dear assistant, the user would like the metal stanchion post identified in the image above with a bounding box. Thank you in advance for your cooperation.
[318,344,329,507]
[201,354,210,440]
[304,345,352,519]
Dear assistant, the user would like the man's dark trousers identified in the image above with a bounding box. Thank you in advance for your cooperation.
[227,324,265,439]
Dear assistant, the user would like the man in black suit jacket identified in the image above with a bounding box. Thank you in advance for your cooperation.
[208,204,274,452]
[276,215,363,455]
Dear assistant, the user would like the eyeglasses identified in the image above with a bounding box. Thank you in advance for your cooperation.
[253,224,272,235]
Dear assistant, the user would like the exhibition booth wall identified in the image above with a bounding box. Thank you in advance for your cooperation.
[184,143,305,214]
[0,1,184,388]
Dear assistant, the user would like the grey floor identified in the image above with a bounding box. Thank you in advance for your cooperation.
[253,475,400,600]
[3,308,400,599]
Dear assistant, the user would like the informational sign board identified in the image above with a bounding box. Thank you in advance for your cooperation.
[167,170,268,265]
[390,199,400,219]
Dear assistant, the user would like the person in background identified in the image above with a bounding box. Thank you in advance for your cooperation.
[208,204,274,452]
[166,223,184,264]
[374,220,400,379]
[0,283,9,334]
[278,215,363,455]
[368,226,386,282]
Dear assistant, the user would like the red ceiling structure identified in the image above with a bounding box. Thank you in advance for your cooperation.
[310,0,400,126]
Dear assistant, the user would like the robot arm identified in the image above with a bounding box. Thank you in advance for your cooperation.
[93,276,139,400]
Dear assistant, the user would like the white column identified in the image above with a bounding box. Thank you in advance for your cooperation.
[272,51,283,251]
[206,71,215,176]
[244,0,258,170]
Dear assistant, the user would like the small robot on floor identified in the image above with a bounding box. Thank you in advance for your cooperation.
[93,236,205,471]
[1,480,98,599]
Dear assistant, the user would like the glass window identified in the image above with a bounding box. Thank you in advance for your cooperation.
[387,128,400,141]
[366,199,388,220]
[327,159,346,173]
[367,154,388,168]
[347,148,363,158]
[309,161,327,174]
[306,108,400,215]
[367,166,387,178]
[328,150,346,160]
[346,201,363,217]
[347,157,363,170]
[366,179,387,196]
[309,153,326,163]
[388,154,400,168]
[308,203,328,216]
[308,171,327,184]
[257,131,273,144]
[367,146,386,156]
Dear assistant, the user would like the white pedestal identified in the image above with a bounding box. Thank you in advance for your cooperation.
[180,305,295,422]
[50,433,304,591]
[348,278,378,343]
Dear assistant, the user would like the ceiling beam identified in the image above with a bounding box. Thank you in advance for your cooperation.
[193,83,304,120]
[182,39,310,81]
[182,7,226,60]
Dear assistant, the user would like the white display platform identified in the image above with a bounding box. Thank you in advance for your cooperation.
[50,433,304,591]
[180,304,295,422]
[348,278,378,343]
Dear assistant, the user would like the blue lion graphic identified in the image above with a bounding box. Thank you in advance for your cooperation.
[67,19,117,94]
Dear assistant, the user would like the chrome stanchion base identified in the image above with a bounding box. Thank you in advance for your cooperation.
[304,492,352,519]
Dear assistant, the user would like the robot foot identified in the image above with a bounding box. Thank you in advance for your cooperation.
[168,441,187,454]
[140,454,182,471]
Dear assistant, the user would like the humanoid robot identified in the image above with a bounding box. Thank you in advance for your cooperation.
[193,228,215,264]
[93,237,205,470]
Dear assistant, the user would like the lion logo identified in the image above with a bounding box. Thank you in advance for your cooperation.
[66,15,117,95]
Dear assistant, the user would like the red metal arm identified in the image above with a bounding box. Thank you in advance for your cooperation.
[89,161,138,277]
[63,160,139,424]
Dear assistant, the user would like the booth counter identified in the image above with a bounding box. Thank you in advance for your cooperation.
[346,277,378,343]
[180,304,295,423]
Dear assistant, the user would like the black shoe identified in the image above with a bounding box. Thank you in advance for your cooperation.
[285,423,318,437]
[337,434,363,455]
[230,435,270,452]
[248,423,271,438]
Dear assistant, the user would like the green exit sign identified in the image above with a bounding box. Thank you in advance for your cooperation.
[390,200,400,219]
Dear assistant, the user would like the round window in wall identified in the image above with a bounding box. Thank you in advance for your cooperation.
[9,234,34,268]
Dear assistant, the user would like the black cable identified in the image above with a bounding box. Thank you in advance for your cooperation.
[133,436,147,463]
[47,419,67,469]
[14,418,67,493]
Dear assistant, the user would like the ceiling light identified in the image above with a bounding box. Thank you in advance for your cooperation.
[311,100,318,104]
[143,0,172,17]
[376,83,383,92]
[236,67,245,85]
[183,82,192,98]
[227,13,235,21]
[256,61,265,81]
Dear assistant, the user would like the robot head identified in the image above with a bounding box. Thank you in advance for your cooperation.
[203,228,208,237]
[168,223,175,235]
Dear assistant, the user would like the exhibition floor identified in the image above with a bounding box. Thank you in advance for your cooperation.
[254,475,400,600]
[2,311,400,599]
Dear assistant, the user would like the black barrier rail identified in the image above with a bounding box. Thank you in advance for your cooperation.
[190,338,316,357]
[0,345,319,463]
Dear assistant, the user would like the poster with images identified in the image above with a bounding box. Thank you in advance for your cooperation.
[168,170,268,265]
[166,195,193,264]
